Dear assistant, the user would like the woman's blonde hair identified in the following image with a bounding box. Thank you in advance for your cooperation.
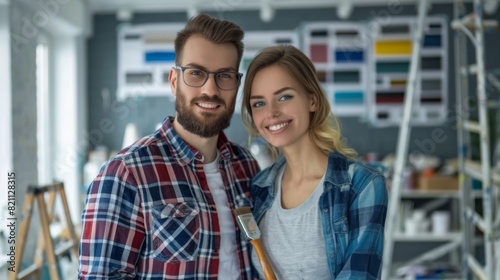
[241,45,357,159]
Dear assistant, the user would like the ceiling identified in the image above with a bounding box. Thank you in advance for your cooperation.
[87,0,339,14]
[85,0,500,23]
[87,0,495,14]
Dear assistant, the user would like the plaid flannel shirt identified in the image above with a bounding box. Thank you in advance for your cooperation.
[79,117,260,279]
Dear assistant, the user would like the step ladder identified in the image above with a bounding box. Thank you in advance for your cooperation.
[9,182,79,280]
[381,0,456,278]
[452,0,499,279]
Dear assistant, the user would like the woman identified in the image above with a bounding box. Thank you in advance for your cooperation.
[241,45,388,279]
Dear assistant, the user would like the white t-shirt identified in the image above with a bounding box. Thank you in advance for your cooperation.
[203,154,239,279]
[251,164,330,279]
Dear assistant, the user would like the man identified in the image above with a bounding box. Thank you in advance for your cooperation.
[79,14,260,279]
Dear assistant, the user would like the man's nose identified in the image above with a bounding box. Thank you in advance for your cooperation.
[201,74,220,96]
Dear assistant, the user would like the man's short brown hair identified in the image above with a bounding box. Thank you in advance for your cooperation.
[175,14,244,68]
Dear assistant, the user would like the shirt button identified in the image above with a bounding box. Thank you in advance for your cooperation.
[323,208,328,212]
[330,252,335,258]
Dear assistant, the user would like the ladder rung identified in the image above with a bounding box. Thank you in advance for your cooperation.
[463,121,481,133]
[17,263,40,279]
[464,160,500,185]
[467,253,487,280]
[464,160,484,181]
[493,170,500,185]
[482,20,498,29]
[465,207,487,232]
[451,13,498,31]
[55,240,75,257]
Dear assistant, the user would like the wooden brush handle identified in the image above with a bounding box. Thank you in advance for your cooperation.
[250,239,277,280]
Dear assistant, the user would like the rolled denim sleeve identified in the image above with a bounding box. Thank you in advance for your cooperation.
[337,173,388,280]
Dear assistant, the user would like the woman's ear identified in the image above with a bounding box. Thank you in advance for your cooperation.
[309,94,318,112]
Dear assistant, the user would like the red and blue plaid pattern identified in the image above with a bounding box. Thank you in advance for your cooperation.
[79,117,260,279]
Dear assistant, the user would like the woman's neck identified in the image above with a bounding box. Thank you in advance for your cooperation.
[281,140,328,182]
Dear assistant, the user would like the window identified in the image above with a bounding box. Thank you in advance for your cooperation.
[36,42,51,184]
[0,6,13,258]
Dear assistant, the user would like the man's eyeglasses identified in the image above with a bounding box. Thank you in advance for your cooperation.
[174,65,243,91]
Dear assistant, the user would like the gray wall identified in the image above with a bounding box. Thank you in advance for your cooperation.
[10,0,41,266]
[87,4,500,159]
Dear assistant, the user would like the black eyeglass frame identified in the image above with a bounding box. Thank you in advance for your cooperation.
[174,65,243,91]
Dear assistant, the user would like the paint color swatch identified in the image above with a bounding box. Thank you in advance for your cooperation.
[310,44,328,62]
[375,40,412,56]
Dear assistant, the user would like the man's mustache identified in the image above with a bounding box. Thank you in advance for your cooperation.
[191,95,225,107]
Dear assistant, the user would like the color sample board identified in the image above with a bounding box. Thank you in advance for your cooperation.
[301,22,370,117]
[369,16,448,127]
[116,17,448,128]
[237,31,300,113]
[117,23,185,101]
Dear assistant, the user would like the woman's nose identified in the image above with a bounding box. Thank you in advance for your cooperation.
[267,103,280,118]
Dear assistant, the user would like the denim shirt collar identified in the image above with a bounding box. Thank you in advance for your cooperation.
[252,151,352,192]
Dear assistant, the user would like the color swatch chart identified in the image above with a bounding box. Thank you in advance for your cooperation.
[369,16,448,127]
[237,31,300,113]
[302,22,370,117]
[117,23,184,101]
[116,17,448,127]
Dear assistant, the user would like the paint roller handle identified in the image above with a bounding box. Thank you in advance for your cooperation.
[250,239,277,280]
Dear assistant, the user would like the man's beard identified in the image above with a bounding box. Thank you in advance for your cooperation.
[175,88,235,138]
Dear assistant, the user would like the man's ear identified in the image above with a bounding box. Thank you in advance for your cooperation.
[169,68,178,97]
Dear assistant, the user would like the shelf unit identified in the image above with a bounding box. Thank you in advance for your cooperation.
[301,22,370,117]
[117,23,184,101]
[401,189,483,199]
[394,232,461,242]
[380,2,461,278]
[390,187,463,278]
[397,189,462,237]
[369,16,448,127]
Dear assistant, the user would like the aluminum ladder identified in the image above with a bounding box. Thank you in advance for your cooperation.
[452,0,499,279]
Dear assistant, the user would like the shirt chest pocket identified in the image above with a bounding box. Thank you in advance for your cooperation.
[332,216,349,266]
[150,200,200,263]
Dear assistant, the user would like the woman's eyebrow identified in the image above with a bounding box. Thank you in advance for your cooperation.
[250,87,295,100]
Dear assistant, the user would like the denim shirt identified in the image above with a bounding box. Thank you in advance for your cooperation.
[251,152,388,279]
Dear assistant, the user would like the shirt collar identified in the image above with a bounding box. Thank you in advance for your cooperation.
[157,117,235,166]
[253,151,351,190]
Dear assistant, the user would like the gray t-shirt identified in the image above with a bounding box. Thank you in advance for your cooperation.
[251,165,330,280]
